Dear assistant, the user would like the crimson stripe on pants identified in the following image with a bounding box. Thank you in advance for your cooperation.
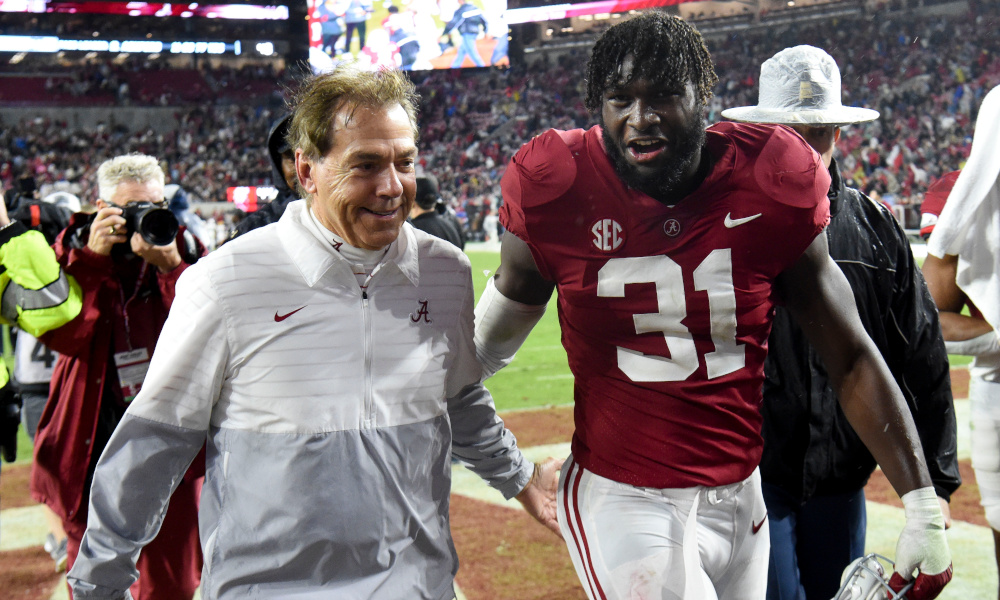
[563,458,607,600]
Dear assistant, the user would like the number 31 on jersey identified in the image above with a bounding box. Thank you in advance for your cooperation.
[597,250,745,382]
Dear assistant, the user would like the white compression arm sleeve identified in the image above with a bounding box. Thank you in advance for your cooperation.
[474,277,547,381]
[943,331,1000,356]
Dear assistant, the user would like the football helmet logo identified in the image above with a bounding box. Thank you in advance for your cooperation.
[833,554,913,600]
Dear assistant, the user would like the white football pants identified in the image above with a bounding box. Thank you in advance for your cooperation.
[971,376,1000,531]
[558,456,769,600]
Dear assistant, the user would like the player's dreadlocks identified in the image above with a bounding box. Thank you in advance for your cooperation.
[585,12,718,114]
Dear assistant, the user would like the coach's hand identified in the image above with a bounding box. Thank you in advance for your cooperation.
[516,457,562,538]
[890,487,953,599]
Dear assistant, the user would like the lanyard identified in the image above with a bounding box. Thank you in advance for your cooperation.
[115,261,149,351]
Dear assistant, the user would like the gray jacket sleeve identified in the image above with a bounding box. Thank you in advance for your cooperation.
[68,261,227,598]
[67,416,206,598]
[446,263,532,500]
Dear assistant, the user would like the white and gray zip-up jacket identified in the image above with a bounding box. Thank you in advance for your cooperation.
[68,200,532,599]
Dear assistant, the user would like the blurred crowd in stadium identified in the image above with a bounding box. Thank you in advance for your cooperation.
[1,2,997,243]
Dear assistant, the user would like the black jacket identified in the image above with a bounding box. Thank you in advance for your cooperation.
[760,159,960,503]
[443,3,486,36]
[410,211,465,250]
[226,113,298,243]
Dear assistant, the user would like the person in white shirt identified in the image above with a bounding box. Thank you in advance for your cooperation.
[67,65,560,600]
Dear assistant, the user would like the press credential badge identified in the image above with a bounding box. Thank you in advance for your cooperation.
[114,348,150,403]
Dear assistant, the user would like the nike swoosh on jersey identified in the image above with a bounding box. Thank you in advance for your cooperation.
[274,306,306,322]
[724,212,763,228]
[752,513,768,534]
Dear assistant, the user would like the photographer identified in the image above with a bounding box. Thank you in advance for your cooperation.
[30,154,205,600]
[0,186,83,535]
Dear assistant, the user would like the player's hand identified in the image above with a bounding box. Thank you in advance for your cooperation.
[939,496,952,530]
[516,457,562,538]
[890,487,953,599]
[88,206,127,256]
[131,233,182,273]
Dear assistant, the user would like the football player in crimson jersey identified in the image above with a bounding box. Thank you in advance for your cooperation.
[474,12,952,600]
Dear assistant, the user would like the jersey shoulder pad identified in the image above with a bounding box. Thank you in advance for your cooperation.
[503,128,581,210]
[715,122,830,209]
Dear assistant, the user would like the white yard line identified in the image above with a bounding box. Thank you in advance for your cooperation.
[0,503,47,551]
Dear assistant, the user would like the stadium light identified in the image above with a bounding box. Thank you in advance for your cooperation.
[0,34,258,55]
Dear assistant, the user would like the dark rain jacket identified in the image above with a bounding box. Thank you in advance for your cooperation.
[226,113,299,242]
[760,159,960,503]
[410,211,465,250]
[443,3,487,36]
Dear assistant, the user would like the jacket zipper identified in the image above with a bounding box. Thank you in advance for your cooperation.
[360,259,388,429]
[361,288,374,428]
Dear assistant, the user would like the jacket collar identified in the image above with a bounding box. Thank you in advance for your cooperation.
[276,199,420,288]
[827,157,847,218]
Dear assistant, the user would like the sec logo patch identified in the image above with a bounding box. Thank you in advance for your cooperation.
[591,218,624,252]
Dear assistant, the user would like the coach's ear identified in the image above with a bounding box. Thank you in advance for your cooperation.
[296,149,317,197]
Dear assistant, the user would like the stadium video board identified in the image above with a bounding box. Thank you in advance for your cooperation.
[304,0,708,73]
[307,0,508,73]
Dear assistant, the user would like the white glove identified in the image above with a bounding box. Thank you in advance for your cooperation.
[890,487,953,599]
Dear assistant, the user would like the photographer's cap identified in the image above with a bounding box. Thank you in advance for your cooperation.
[415,174,440,210]
[722,45,879,126]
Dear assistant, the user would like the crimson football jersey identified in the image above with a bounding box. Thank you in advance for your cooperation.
[500,122,831,489]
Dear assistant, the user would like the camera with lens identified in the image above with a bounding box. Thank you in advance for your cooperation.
[122,202,179,246]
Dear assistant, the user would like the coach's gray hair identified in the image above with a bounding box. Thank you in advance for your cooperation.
[288,65,419,163]
[96,154,165,202]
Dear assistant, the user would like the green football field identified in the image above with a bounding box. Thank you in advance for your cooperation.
[467,251,574,412]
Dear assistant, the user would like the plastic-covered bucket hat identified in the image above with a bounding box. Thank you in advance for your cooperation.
[722,45,879,126]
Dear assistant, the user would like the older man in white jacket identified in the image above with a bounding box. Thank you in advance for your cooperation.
[67,66,560,599]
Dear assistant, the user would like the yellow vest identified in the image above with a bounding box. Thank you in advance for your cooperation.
[0,224,83,387]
